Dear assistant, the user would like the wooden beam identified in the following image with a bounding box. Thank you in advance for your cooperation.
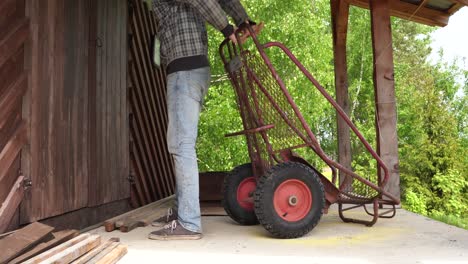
[10,230,79,264]
[23,234,100,264]
[0,121,27,183]
[447,2,463,14]
[70,238,119,264]
[22,234,90,264]
[103,194,174,232]
[95,244,127,264]
[0,175,24,233]
[346,0,450,26]
[78,241,120,263]
[413,0,430,16]
[0,222,54,263]
[369,0,401,200]
[331,0,352,186]
[451,0,468,6]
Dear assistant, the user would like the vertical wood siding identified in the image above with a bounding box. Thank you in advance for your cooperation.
[21,0,130,222]
[88,0,130,206]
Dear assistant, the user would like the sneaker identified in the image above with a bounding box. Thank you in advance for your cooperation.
[152,207,177,227]
[148,220,202,240]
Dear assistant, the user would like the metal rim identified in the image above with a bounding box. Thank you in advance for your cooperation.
[237,177,256,211]
[273,179,312,222]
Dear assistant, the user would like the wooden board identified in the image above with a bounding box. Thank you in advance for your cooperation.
[0,122,26,184]
[78,241,120,264]
[201,202,227,216]
[95,244,127,264]
[119,200,175,232]
[70,238,119,264]
[29,235,100,264]
[9,230,79,264]
[0,175,25,233]
[88,0,130,207]
[22,233,97,264]
[347,0,450,27]
[0,222,54,263]
[104,195,174,232]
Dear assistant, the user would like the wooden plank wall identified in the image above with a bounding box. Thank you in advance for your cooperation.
[88,0,130,207]
[128,0,175,206]
[0,0,28,231]
[21,0,91,222]
[20,0,131,223]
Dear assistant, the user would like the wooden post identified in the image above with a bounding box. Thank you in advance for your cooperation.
[369,0,400,199]
[330,0,352,186]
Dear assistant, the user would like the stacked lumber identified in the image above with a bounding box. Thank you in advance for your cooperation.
[104,195,175,232]
[0,222,127,264]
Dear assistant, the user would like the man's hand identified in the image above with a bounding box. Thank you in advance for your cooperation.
[229,33,238,45]
[238,22,264,44]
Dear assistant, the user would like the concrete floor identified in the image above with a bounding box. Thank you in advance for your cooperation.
[91,207,468,264]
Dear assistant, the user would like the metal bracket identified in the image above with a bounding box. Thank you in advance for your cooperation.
[127,174,135,184]
[227,56,242,73]
[23,178,32,189]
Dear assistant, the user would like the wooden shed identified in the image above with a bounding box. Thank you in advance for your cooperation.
[0,0,466,233]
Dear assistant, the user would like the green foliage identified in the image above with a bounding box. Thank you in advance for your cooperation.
[194,0,467,228]
[431,170,468,217]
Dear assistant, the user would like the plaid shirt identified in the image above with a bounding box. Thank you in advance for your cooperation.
[153,0,249,67]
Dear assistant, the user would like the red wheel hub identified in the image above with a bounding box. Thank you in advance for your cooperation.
[273,179,312,222]
[237,177,256,211]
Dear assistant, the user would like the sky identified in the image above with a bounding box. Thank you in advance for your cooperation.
[429,7,468,70]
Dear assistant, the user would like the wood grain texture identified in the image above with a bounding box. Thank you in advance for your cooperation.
[94,244,127,264]
[0,18,29,68]
[9,230,79,264]
[0,175,25,233]
[88,0,130,207]
[70,237,119,264]
[21,0,129,223]
[346,0,450,26]
[21,0,91,222]
[330,0,352,186]
[22,233,92,264]
[104,195,174,232]
[0,122,26,184]
[0,222,54,263]
[0,0,26,231]
[25,234,101,264]
[370,0,400,200]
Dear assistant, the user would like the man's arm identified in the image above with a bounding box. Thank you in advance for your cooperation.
[218,0,249,26]
[175,0,234,37]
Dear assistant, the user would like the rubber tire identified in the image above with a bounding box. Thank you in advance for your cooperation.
[254,162,325,238]
[223,163,259,225]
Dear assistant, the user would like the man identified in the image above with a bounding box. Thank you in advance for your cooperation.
[149,0,256,240]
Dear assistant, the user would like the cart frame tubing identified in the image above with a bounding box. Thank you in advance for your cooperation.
[219,25,400,206]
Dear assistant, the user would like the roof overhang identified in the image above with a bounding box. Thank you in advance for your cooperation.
[345,0,467,27]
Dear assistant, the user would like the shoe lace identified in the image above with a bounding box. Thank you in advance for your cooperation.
[163,220,177,232]
[166,207,173,222]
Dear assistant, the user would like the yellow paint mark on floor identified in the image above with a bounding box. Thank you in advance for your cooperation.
[253,226,412,247]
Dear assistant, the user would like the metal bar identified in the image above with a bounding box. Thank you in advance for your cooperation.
[224,124,275,137]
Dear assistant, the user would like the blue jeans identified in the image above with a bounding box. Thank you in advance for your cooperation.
[166,67,211,233]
